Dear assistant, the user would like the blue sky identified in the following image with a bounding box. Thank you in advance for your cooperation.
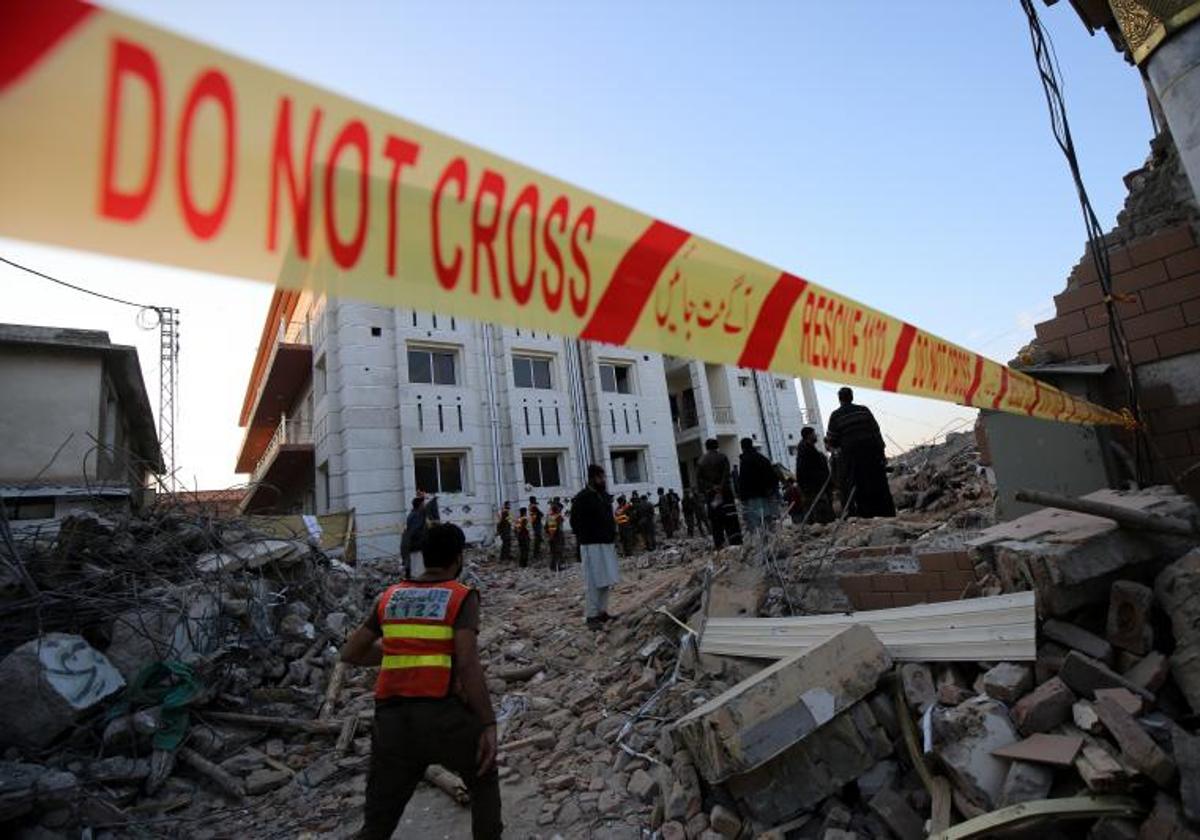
[1,1,1152,488]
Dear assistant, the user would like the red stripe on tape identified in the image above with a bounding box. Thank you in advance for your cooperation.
[881,323,917,392]
[1027,379,1042,416]
[993,368,1009,410]
[963,355,984,407]
[737,272,808,370]
[0,0,96,92]
[579,220,689,345]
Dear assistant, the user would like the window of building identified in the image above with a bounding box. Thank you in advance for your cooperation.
[523,452,562,487]
[775,378,788,390]
[610,449,645,484]
[314,354,327,400]
[407,346,457,385]
[599,362,633,394]
[413,452,465,494]
[737,375,750,387]
[513,354,552,389]
[3,496,56,521]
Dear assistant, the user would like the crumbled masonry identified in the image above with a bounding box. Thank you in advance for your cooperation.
[0,435,1198,838]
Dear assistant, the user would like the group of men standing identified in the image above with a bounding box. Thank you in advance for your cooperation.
[494,496,567,571]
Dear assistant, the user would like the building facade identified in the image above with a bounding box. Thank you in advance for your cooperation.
[0,323,162,523]
[236,291,821,557]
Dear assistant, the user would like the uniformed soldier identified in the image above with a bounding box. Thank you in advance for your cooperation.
[545,501,566,572]
[495,501,512,563]
[515,507,531,568]
[615,495,635,556]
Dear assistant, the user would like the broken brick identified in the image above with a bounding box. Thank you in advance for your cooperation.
[1107,581,1155,655]
[867,789,923,840]
[1124,651,1171,692]
[1093,696,1176,788]
[1042,619,1114,663]
[1058,650,1153,702]
[1000,760,1054,806]
[982,663,1033,704]
[1012,677,1075,735]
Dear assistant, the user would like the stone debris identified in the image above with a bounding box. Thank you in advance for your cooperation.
[0,475,1196,838]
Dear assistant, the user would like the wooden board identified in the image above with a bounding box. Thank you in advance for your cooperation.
[699,592,1036,662]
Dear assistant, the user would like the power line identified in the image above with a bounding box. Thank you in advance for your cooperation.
[0,253,182,489]
[0,255,155,310]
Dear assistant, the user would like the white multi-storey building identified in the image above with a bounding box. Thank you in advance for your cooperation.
[236,290,821,557]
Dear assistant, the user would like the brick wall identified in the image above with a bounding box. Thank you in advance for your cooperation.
[1031,222,1200,483]
[838,549,977,611]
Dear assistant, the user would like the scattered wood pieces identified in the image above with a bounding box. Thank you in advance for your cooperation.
[992,734,1083,767]
[929,777,953,833]
[498,731,555,754]
[179,747,245,800]
[203,711,344,735]
[318,661,347,720]
[335,716,358,755]
[424,765,469,806]
[928,795,1144,839]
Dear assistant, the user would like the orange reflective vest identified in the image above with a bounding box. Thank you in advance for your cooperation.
[615,504,631,526]
[374,580,472,700]
[546,513,561,537]
[516,515,529,535]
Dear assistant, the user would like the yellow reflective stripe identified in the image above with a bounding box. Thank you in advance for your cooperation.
[382,623,455,640]
[381,654,452,670]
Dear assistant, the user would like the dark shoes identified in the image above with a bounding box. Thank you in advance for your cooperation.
[586,617,604,629]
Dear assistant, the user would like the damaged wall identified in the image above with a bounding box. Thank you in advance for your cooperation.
[1025,134,1200,485]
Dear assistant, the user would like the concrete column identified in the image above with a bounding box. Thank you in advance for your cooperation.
[1146,21,1200,204]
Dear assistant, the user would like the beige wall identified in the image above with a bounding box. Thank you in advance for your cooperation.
[0,351,102,482]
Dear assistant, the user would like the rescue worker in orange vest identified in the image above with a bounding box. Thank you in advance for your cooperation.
[545,500,566,572]
[340,523,501,840]
[515,507,531,568]
[615,495,635,556]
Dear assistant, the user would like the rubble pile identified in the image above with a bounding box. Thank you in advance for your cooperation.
[888,431,994,520]
[1,483,1198,839]
[0,502,368,837]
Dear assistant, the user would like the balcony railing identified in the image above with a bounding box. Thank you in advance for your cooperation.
[712,405,735,425]
[253,416,313,482]
[277,319,311,345]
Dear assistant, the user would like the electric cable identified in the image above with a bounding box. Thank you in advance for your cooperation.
[1018,0,1150,484]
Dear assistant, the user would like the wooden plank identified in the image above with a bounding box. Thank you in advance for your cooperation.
[699,593,1037,662]
[929,777,953,833]
[992,734,1083,767]
[928,795,1144,839]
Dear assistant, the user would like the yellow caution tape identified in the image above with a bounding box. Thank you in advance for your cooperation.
[0,0,1127,426]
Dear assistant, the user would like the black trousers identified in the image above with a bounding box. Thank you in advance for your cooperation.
[360,699,503,840]
[708,501,742,548]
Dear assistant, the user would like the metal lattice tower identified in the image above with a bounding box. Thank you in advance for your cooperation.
[157,308,179,489]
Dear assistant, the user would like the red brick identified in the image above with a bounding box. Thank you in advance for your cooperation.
[891,592,926,607]
[1067,327,1112,357]
[1114,261,1169,294]
[1166,246,1200,279]
[1035,311,1088,342]
[855,592,894,611]
[1156,324,1200,358]
[1157,431,1194,458]
[1054,283,1104,314]
[1141,274,1200,311]
[1083,294,1144,329]
[1130,337,1160,364]
[905,572,943,592]
[1039,337,1070,360]
[1125,225,1195,267]
[918,552,965,573]
[926,591,959,603]
[1184,298,1200,325]
[940,570,976,592]
[874,574,910,593]
[1124,306,1185,340]
[837,575,873,594]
